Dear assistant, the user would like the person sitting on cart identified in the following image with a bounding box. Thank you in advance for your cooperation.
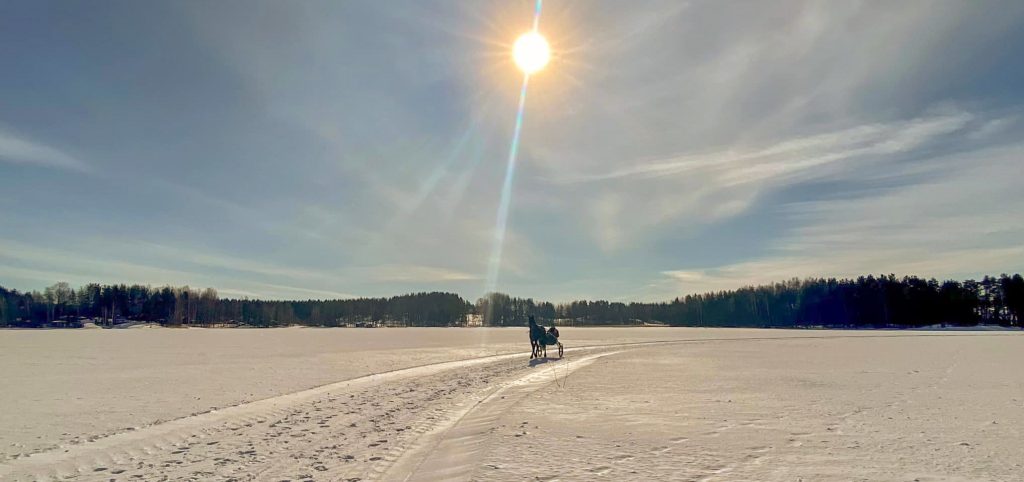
[545,325,559,346]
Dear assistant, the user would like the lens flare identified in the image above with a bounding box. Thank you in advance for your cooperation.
[485,0,544,295]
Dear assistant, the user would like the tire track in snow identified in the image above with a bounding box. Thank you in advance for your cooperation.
[0,351,531,480]
[384,351,622,482]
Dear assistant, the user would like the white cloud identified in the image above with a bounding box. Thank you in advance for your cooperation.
[351,264,479,283]
[0,237,479,299]
[655,143,1024,297]
[0,129,89,171]
[544,109,987,252]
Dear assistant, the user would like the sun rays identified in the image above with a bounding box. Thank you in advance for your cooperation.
[484,0,550,295]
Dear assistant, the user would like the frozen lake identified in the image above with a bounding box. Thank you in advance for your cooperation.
[0,326,697,459]
[2,327,1022,480]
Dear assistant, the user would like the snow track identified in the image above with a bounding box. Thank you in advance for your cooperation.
[384,351,620,481]
[0,345,621,481]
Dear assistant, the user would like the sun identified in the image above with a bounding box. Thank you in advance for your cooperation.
[513,31,550,74]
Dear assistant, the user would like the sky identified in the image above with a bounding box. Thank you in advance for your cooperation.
[1,0,1023,302]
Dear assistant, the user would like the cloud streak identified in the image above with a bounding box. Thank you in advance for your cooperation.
[541,108,996,252]
[0,129,89,171]
[0,238,476,300]
[656,143,1024,297]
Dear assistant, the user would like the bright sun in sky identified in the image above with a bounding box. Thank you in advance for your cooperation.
[513,31,550,74]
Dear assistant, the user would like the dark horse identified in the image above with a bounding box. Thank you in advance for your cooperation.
[528,316,563,359]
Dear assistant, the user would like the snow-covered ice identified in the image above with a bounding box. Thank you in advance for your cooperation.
[1,328,1021,481]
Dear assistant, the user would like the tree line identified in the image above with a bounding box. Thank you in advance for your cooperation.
[0,283,470,327]
[1,273,1021,328]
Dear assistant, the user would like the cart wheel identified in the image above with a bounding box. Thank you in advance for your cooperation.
[558,343,564,358]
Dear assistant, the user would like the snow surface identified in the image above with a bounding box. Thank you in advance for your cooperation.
[1,328,1021,481]
[477,334,1024,481]
[0,326,688,460]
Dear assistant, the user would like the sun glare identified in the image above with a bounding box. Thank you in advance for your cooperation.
[513,31,550,74]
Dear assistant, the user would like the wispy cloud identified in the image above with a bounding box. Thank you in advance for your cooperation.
[250,283,355,300]
[128,241,335,282]
[359,264,479,283]
[0,236,479,299]
[655,143,1024,297]
[543,109,993,252]
[549,109,977,189]
[0,129,89,171]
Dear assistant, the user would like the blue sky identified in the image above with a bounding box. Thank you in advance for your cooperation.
[1,1,1023,301]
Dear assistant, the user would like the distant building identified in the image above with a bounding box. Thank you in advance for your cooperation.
[464,313,483,327]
